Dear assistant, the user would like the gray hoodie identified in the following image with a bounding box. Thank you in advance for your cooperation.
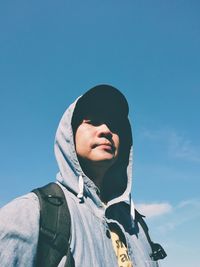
[0,96,159,267]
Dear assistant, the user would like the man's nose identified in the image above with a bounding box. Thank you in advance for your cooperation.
[98,123,113,139]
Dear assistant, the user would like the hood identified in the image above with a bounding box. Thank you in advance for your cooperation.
[54,95,133,207]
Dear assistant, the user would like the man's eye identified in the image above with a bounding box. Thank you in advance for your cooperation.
[83,119,101,126]
[90,120,101,126]
[92,120,102,126]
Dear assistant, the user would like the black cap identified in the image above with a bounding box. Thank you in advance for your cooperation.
[72,84,129,133]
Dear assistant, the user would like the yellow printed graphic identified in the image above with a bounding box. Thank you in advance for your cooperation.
[110,230,133,267]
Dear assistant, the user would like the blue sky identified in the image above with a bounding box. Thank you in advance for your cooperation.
[0,1,200,266]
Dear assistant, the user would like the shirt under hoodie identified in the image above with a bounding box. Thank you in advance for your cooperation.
[0,96,159,267]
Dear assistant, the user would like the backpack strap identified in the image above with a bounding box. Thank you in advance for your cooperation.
[32,182,75,267]
[135,209,167,261]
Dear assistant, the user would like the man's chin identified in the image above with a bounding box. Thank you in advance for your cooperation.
[92,156,117,167]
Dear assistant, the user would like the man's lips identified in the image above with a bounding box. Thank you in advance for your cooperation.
[92,143,115,152]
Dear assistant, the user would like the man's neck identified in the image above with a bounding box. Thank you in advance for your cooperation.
[79,158,110,190]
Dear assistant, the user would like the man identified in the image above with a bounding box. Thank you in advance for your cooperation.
[0,84,166,266]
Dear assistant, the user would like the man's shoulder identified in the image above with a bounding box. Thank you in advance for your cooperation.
[1,192,40,212]
[0,192,40,235]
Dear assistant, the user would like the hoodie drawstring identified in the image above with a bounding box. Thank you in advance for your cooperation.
[130,198,135,220]
[77,175,84,202]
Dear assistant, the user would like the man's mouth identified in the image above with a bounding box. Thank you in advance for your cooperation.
[92,143,115,152]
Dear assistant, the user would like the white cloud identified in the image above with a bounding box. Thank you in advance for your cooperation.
[135,198,200,224]
[136,202,172,218]
[140,129,162,140]
[140,127,200,163]
[168,131,200,163]
[147,198,200,234]
[177,199,200,209]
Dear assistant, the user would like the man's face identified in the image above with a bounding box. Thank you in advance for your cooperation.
[75,117,120,168]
